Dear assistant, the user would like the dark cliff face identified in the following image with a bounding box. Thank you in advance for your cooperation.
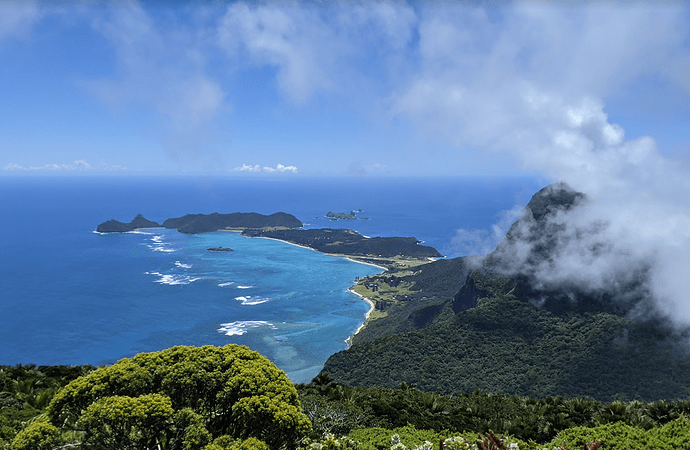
[97,214,160,233]
[457,182,651,317]
[496,182,586,260]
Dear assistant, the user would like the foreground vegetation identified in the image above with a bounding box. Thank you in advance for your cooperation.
[4,349,690,449]
[297,374,690,446]
[2,345,309,450]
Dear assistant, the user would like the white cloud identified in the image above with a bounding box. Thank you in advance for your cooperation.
[216,1,416,104]
[3,160,126,171]
[234,164,262,173]
[234,163,297,174]
[0,1,42,41]
[379,3,690,325]
[274,163,297,173]
[452,205,525,257]
[82,2,227,160]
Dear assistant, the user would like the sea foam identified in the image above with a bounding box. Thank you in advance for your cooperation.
[146,271,201,285]
[235,296,270,306]
[175,261,192,269]
[147,235,175,253]
[217,321,277,336]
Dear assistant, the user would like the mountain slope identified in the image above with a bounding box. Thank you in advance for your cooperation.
[322,183,690,402]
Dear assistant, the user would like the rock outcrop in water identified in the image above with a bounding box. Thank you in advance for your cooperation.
[96,214,160,233]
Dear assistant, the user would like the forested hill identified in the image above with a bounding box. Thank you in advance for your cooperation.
[96,214,160,233]
[163,212,303,234]
[97,212,303,233]
[322,183,690,402]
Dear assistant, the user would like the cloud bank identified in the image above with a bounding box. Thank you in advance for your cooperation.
[3,160,126,172]
[407,4,690,326]
[234,164,297,174]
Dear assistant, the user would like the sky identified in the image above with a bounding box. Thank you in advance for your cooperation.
[5,1,690,328]
[1,0,688,178]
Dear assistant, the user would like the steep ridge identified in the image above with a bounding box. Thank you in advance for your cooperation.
[96,214,160,232]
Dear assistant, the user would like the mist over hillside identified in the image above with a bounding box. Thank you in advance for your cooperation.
[322,183,690,401]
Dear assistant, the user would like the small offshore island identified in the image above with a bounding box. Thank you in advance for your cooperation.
[326,210,369,221]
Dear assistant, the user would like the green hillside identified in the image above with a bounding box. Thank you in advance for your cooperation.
[325,277,690,401]
[322,183,690,402]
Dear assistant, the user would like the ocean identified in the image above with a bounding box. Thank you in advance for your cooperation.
[0,175,543,382]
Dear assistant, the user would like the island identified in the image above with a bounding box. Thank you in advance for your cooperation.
[97,212,303,234]
[207,247,233,252]
[96,214,160,233]
[326,211,357,220]
[162,212,303,234]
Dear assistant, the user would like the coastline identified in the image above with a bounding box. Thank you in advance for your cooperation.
[248,235,322,253]
[346,288,375,348]
[340,256,387,271]
[247,234,385,345]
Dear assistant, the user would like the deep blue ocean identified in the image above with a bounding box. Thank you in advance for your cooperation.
[0,175,543,382]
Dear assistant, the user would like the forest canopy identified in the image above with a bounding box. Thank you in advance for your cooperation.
[13,344,311,450]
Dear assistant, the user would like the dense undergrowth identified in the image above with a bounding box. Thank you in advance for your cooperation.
[296,373,690,446]
[4,357,690,449]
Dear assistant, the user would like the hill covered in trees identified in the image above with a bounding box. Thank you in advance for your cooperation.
[5,345,309,450]
[322,183,690,402]
[97,212,303,234]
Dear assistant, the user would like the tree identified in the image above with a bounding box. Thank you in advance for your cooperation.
[47,344,311,449]
[10,418,62,450]
[76,394,176,450]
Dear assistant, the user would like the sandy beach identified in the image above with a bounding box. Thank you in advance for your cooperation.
[346,288,375,347]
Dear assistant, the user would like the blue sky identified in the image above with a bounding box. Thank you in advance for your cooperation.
[1,0,689,178]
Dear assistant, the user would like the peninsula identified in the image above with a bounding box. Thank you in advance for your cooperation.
[241,227,442,268]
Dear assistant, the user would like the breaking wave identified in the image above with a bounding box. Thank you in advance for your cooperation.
[234,296,270,306]
[217,321,277,336]
[145,271,201,285]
